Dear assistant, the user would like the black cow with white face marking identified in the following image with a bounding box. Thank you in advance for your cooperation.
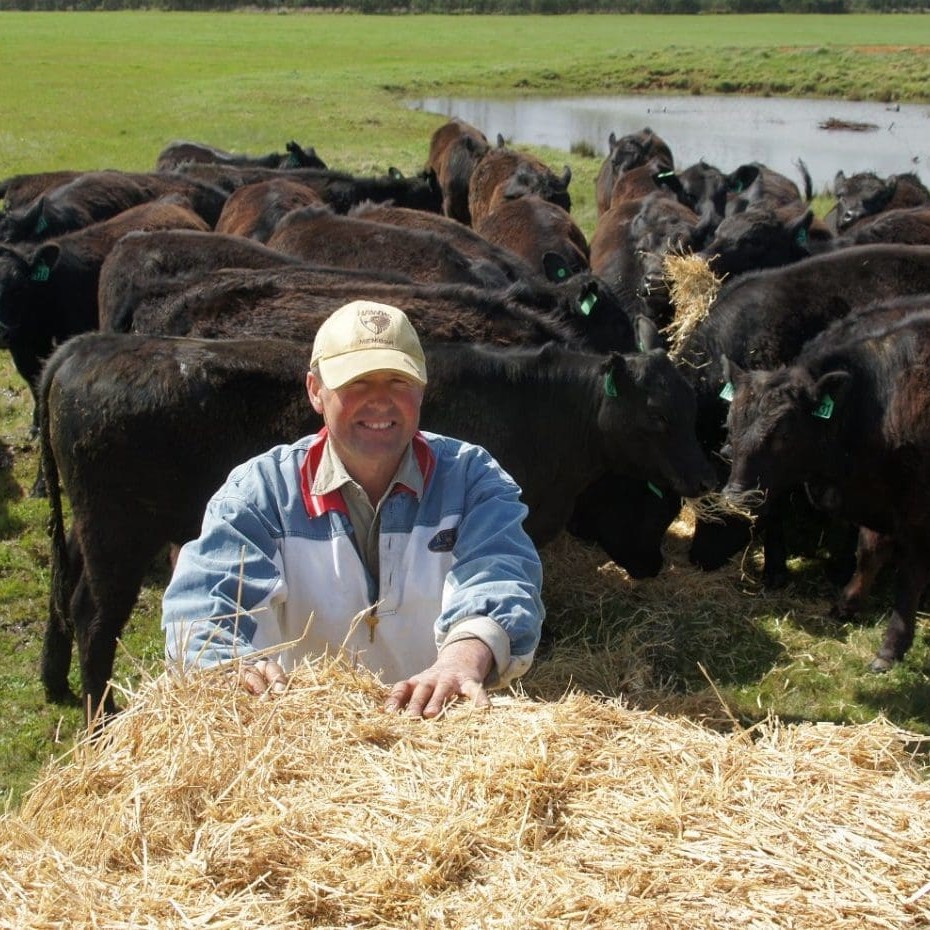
[40,334,714,718]
[833,170,930,232]
[721,298,930,672]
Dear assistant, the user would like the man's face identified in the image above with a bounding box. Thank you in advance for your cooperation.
[307,369,424,476]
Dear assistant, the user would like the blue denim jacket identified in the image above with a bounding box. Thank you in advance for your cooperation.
[162,430,544,687]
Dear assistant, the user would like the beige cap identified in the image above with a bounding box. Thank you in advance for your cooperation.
[310,300,428,389]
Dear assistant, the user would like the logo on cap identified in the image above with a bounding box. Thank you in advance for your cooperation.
[360,307,391,336]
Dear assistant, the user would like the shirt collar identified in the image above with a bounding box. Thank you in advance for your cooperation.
[300,428,435,518]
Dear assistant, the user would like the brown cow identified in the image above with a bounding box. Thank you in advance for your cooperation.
[595,128,674,217]
[214,178,325,241]
[264,204,511,288]
[468,140,571,227]
[474,194,590,282]
[424,117,490,226]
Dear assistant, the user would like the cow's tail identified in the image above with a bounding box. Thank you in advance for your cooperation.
[795,158,813,202]
[38,350,72,636]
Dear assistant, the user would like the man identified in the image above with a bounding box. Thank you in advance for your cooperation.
[162,300,544,717]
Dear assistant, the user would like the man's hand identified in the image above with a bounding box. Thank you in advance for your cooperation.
[238,658,289,699]
[384,638,494,717]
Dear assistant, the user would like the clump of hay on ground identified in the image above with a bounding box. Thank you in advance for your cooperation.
[663,252,724,356]
[1,657,928,929]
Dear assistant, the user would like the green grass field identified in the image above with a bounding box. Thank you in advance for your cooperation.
[1,12,929,804]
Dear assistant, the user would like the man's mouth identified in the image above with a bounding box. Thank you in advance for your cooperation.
[360,420,394,431]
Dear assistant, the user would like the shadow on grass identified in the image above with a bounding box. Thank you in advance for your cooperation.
[0,439,26,539]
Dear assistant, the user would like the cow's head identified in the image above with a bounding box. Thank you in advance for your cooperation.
[597,349,716,498]
[833,170,894,231]
[720,356,852,506]
[0,242,61,340]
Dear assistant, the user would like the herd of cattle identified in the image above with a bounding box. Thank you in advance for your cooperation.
[2,118,930,719]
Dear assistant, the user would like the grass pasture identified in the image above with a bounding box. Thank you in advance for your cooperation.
[1,12,930,809]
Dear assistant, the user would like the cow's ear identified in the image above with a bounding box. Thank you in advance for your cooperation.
[720,355,748,388]
[791,209,815,245]
[496,133,506,148]
[18,196,48,238]
[635,315,662,353]
[542,251,572,283]
[811,370,852,418]
[560,165,572,189]
[608,131,617,149]
[30,242,60,282]
[602,353,633,398]
[833,170,847,189]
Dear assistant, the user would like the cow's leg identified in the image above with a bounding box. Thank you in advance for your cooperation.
[41,529,83,705]
[761,498,789,589]
[41,578,78,705]
[77,527,164,725]
[871,547,930,673]
[834,527,893,619]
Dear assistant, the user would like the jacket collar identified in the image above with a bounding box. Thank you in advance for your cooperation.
[300,427,435,518]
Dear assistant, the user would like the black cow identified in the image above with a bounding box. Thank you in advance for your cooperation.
[173,163,443,214]
[214,178,326,241]
[155,139,326,172]
[108,265,636,356]
[96,227,316,330]
[468,142,572,228]
[833,170,930,232]
[264,205,512,288]
[720,299,930,672]
[424,118,491,225]
[0,170,85,213]
[0,170,229,242]
[725,160,812,216]
[675,160,729,228]
[40,334,715,717]
[835,206,930,248]
[595,128,674,217]
[0,199,211,459]
[697,204,824,277]
[677,244,930,583]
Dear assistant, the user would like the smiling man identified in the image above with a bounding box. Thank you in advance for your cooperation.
[162,300,544,717]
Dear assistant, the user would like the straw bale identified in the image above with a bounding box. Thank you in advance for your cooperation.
[1,654,927,930]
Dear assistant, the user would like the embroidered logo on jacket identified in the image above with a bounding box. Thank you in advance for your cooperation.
[428,528,457,552]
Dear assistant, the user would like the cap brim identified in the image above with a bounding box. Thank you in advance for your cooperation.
[318,348,427,390]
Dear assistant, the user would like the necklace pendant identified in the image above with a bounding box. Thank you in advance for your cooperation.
[365,610,379,643]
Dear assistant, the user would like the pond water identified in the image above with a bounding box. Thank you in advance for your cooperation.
[409,95,930,194]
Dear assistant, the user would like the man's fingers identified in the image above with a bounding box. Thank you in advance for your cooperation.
[239,659,288,697]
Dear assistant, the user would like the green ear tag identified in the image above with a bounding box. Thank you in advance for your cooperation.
[647,481,664,499]
[285,153,300,168]
[812,394,834,419]
[579,292,598,317]
[34,215,48,236]
[795,227,809,245]
[556,266,567,280]
[656,170,675,180]
[604,371,618,398]
[719,382,735,403]
[30,261,50,283]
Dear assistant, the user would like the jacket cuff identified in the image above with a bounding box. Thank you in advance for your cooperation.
[439,615,511,689]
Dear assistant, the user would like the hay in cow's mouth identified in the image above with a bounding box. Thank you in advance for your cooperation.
[663,253,724,358]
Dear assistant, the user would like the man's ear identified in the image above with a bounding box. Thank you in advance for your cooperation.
[306,371,324,414]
